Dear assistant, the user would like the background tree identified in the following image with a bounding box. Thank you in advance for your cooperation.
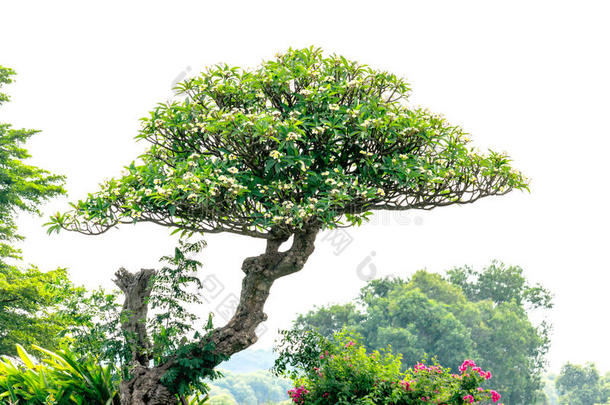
[556,362,609,405]
[294,263,551,404]
[0,65,79,356]
[48,47,529,403]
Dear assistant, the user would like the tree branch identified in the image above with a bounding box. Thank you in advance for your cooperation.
[205,223,320,358]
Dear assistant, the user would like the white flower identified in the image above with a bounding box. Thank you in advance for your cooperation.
[286,132,299,141]
[328,104,340,111]
[270,150,281,160]
[228,167,238,174]
[377,188,386,196]
[299,89,313,96]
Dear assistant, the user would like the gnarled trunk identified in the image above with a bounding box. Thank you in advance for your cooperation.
[119,364,177,405]
[114,225,319,405]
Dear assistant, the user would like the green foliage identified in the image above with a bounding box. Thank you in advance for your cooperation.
[0,66,75,358]
[149,239,207,363]
[0,266,84,357]
[446,260,553,310]
[555,362,609,405]
[161,338,225,398]
[275,329,501,405]
[56,287,127,373]
[294,263,551,403]
[48,47,528,239]
[0,65,64,262]
[0,344,119,404]
[58,239,223,397]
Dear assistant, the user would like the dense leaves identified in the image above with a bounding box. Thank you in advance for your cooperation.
[274,330,501,405]
[555,362,609,405]
[0,66,64,261]
[294,263,551,404]
[0,66,78,358]
[0,344,119,404]
[0,266,82,357]
[48,47,528,239]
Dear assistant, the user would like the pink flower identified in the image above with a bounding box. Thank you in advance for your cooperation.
[462,394,474,403]
[287,386,310,404]
[490,390,501,402]
[399,380,411,391]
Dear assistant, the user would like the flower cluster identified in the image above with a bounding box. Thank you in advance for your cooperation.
[283,331,503,405]
[288,385,309,404]
[459,359,492,380]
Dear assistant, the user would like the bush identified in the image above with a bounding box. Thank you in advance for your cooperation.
[0,344,119,404]
[275,330,502,405]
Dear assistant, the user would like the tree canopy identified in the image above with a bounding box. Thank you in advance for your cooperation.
[0,66,64,261]
[48,47,528,239]
[556,362,610,405]
[0,66,76,357]
[293,263,551,404]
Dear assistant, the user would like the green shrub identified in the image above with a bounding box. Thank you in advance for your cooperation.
[275,330,502,405]
[0,344,119,404]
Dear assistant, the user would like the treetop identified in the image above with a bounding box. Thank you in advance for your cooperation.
[48,47,529,239]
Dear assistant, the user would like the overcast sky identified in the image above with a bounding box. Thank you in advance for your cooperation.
[2,0,609,373]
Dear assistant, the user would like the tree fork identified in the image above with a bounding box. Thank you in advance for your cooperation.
[115,224,319,404]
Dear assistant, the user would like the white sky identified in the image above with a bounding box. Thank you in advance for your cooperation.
[2,0,609,373]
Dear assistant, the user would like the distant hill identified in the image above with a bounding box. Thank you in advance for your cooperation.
[207,370,291,405]
[218,348,277,374]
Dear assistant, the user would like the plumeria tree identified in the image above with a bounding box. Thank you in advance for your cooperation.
[48,47,529,404]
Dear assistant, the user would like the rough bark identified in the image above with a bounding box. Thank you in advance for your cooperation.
[208,225,319,357]
[114,268,178,404]
[114,224,320,404]
[118,364,177,405]
[114,267,155,366]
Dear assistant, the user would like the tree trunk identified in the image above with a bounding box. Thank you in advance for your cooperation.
[114,268,176,404]
[114,224,319,404]
[118,364,178,405]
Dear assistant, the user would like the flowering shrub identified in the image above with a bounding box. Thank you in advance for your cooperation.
[276,330,502,405]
